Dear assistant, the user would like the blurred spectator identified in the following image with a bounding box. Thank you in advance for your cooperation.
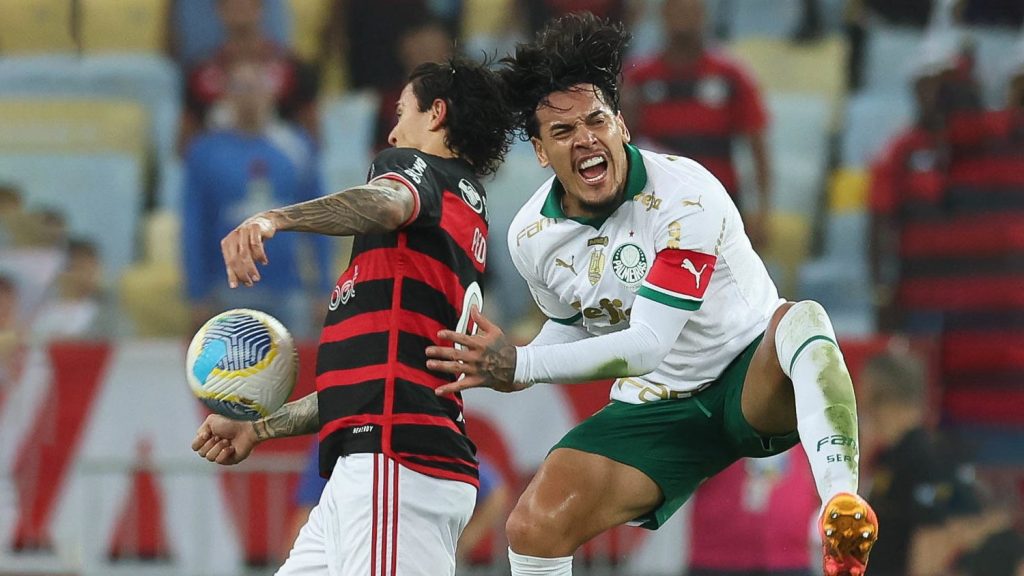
[867,36,981,331]
[624,0,771,247]
[284,439,329,551]
[522,0,631,36]
[182,61,333,340]
[324,0,432,93]
[372,19,456,152]
[953,506,1024,576]
[687,450,818,576]
[859,349,983,576]
[179,0,319,152]
[169,0,292,67]
[457,456,510,563]
[0,274,19,385]
[30,239,117,340]
[0,184,23,247]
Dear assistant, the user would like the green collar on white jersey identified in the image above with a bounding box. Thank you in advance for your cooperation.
[540,143,648,229]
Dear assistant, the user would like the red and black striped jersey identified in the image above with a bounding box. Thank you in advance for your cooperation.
[316,148,488,487]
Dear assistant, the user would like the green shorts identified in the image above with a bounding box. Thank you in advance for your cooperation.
[552,333,800,530]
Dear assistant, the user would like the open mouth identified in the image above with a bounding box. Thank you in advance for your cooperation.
[576,154,608,184]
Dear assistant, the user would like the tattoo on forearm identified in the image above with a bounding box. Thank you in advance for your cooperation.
[479,338,516,386]
[269,182,413,236]
[252,393,318,442]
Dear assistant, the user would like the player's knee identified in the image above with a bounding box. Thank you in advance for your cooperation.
[506,502,571,556]
[773,300,839,379]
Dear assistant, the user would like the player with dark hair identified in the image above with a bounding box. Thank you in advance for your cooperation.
[426,14,878,576]
[190,56,515,576]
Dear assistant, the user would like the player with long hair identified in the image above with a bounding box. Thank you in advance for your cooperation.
[192,56,515,576]
[426,14,879,576]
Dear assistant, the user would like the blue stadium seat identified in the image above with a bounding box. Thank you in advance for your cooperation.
[862,25,924,93]
[482,142,551,322]
[319,91,378,193]
[0,55,181,161]
[0,153,143,277]
[840,90,914,168]
[967,26,1020,108]
[764,93,831,215]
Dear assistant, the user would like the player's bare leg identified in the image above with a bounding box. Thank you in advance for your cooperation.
[741,301,878,575]
[505,448,661,575]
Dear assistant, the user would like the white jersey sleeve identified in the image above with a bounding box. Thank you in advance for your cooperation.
[636,158,731,312]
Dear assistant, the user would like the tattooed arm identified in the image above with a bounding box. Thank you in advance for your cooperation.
[264,178,415,236]
[192,392,319,466]
[221,178,415,288]
[251,392,319,441]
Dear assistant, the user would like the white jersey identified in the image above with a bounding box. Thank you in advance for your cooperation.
[508,145,782,403]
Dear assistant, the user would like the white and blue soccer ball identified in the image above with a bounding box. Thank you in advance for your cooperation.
[186,309,298,421]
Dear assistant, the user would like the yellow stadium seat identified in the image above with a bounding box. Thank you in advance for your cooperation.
[828,168,870,213]
[0,99,148,161]
[143,210,181,265]
[762,211,812,298]
[288,0,331,63]
[0,0,76,54]
[727,36,848,129]
[462,0,515,39]
[80,0,169,54]
[120,261,189,337]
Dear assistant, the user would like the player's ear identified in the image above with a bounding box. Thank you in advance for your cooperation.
[616,112,630,143]
[531,137,550,168]
[428,98,447,131]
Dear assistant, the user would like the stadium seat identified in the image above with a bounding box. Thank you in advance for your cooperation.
[287,0,330,63]
[0,153,143,277]
[862,25,924,93]
[120,261,189,337]
[727,0,803,39]
[727,36,848,126]
[839,90,914,168]
[967,26,1020,108]
[828,168,870,213]
[319,91,378,193]
[0,0,76,54]
[764,93,831,216]
[0,99,148,162]
[761,211,811,298]
[80,0,169,55]
[0,55,182,160]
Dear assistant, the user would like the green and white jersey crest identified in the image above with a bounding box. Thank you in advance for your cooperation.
[509,145,782,403]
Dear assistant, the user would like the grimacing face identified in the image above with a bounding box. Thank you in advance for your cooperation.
[531,84,631,218]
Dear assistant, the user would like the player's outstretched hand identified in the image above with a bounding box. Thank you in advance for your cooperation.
[427,307,529,396]
[192,414,258,465]
[221,214,277,288]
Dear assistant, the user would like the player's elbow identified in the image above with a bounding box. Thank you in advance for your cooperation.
[620,324,673,376]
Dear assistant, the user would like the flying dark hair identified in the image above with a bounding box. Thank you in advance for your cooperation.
[407,57,515,176]
[500,12,632,139]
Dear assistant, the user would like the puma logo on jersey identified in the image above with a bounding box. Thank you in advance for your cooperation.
[681,258,708,289]
[681,196,703,210]
[555,255,577,275]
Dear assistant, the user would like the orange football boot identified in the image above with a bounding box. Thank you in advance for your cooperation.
[820,492,878,576]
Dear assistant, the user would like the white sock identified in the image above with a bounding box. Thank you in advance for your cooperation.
[509,548,573,576]
[775,301,859,507]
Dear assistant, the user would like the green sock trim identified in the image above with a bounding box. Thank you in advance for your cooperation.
[788,335,838,375]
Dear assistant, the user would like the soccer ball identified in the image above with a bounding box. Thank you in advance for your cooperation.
[185,309,298,421]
